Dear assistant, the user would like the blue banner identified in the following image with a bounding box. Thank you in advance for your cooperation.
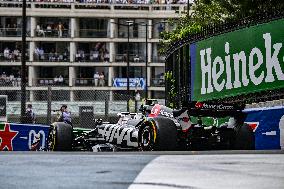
[113,78,146,89]
[244,106,284,150]
[0,123,50,151]
[190,43,196,101]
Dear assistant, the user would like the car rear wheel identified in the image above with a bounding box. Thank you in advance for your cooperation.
[233,124,255,150]
[48,122,73,151]
[138,117,178,151]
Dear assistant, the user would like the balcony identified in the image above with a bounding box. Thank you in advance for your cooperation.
[151,78,165,87]
[33,78,69,86]
[0,77,21,87]
[75,29,109,38]
[74,53,109,62]
[0,28,30,37]
[0,52,29,62]
[73,78,107,87]
[114,54,145,63]
[35,29,70,38]
[152,55,165,63]
[34,53,69,62]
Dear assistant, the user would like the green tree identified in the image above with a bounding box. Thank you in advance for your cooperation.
[161,0,284,47]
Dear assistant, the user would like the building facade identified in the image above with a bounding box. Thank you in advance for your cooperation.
[0,1,187,105]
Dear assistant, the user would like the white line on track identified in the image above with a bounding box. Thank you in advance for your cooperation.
[129,154,284,189]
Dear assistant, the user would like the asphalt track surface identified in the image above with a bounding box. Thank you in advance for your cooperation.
[0,151,284,189]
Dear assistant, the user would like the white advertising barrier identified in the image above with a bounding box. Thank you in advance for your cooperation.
[280,116,284,149]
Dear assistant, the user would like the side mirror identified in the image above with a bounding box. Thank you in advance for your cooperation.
[139,105,144,112]
[94,118,103,126]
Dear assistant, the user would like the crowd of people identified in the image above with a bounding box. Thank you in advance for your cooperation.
[76,43,109,62]
[1,47,22,62]
[0,71,21,86]
[36,22,68,38]
[93,71,105,86]
[34,47,69,62]
[53,75,65,85]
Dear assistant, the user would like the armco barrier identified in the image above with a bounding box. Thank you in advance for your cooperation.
[0,123,49,151]
[244,106,284,150]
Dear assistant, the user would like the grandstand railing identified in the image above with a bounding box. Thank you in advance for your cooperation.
[0,1,187,12]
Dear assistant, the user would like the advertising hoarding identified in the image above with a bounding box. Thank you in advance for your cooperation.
[190,18,284,101]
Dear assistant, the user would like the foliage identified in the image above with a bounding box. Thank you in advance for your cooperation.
[160,0,284,51]
[164,71,177,109]
[159,0,229,52]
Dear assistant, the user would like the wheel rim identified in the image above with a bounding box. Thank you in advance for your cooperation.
[142,127,151,147]
[47,126,56,151]
[139,124,154,151]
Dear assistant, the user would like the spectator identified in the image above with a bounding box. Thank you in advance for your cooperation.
[4,47,10,60]
[158,23,164,34]
[63,49,68,61]
[93,71,99,86]
[1,72,7,81]
[34,47,40,60]
[99,72,105,86]
[13,48,20,61]
[57,22,64,37]
[91,49,99,62]
[58,75,64,85]
[76,50,82,62]
[54,76,59,85]
[134,54,139,62]
[58,105,72,126]
[25,104,36,124]
[104,51,110,62]
[36,24,45,37]
[9,74,15,86]
[39,47,45,61]
[46,24,52,36]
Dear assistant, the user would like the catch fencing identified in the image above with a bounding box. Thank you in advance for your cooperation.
[3,85,164,128]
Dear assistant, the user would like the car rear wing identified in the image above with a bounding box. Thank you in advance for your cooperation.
[186,101,246,118]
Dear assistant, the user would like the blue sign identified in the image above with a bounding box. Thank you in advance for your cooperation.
[244,106,284,150]
[113,78,146,89]
[0,123,50,151]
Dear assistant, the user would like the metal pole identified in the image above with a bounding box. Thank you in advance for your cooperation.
[145,23,148,99]
[127,23,130,112]
[21,0,27,123]
[47,86,52,125]
[187,0,190,17]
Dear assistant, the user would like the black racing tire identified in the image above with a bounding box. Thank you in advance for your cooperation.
[138,117,178,151]
[48,122,73,151]
[233,124,255,150]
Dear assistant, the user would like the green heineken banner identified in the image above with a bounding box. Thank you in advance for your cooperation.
[190,18,284,101]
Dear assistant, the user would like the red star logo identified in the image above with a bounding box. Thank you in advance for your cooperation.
[195,102,203,109]
[0,123,18,151]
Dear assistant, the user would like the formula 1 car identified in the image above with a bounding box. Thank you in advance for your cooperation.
[47,100,254,151]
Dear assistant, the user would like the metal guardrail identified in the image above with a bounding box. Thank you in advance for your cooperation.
[34,29,70,38]
[33,78,69,86]
[151,55,165,63]
[114,53,145,62]
[75,29,109,38]
[0,1,187,12]
[73,78,107,87]
[151,78,165,87]
[34,53,70,62]
[74,53,109,62]
[0,28,31,37]
[0,52,25,62]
